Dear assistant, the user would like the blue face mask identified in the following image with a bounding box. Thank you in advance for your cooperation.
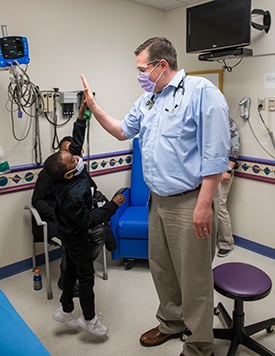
[137,72,156,92]
[73,156,85,176]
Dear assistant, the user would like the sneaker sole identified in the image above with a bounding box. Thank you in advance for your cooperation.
[77,317,107,336]
[53,313,79,328]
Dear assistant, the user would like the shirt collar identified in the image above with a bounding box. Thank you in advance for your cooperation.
[166,69,186,90]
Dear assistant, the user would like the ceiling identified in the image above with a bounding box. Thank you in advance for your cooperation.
[125,0,200,11]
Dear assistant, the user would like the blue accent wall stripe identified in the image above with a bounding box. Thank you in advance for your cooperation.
[0,238,274,280]
[0,248,62,280]
[234,235,275,260]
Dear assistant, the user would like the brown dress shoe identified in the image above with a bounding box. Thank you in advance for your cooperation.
[140,326,181,347]
[180,353,215,356]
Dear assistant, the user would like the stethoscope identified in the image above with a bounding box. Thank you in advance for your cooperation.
[145,78,185,112]
[165,78,185,112]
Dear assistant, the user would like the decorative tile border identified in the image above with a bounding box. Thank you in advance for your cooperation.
[234,155,275,184]
[0,150,132,195]
[1,153,274,195]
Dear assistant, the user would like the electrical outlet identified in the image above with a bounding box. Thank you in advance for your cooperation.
[257,97,266,111]
[268,97,275,112]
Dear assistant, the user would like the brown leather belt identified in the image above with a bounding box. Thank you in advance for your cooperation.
[168,184,201,197]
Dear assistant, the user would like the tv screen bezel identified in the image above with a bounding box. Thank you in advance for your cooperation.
[186,0,252,54]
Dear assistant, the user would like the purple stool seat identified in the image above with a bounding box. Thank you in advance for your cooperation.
[214,262,272,301]
[213,262,275,356]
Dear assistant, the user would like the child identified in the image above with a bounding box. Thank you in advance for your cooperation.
[32,100,93,295]
[44,149,126,336]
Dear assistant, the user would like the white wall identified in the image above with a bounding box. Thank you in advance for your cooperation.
[1,0,274,270]
[0,0,164,268]
[0,0,166,164]
[165,0,275,250]
[222,0,275,249]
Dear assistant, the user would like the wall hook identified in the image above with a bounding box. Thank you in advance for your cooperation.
[251,9,271,33]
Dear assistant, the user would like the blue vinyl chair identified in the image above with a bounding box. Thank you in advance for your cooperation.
[111,137,150,268]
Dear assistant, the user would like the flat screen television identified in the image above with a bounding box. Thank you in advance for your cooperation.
[186,0,252,54]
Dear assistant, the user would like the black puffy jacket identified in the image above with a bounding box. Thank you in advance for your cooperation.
[54,169,118,248]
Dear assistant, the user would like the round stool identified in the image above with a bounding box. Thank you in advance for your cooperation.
[213,262,275,356]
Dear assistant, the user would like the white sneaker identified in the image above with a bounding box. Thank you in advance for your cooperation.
[77,314,108,336]
[53,306,79,328]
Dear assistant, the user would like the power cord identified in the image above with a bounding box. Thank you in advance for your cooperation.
[40,89,72,150]
[247,107,275,159]
[6,62,43,142]
[218,57,243,72]
[5,63,74,160]
[34,100,42,165]
[7,62,42,118]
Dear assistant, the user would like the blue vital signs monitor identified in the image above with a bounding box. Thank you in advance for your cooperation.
[0,36,30,68]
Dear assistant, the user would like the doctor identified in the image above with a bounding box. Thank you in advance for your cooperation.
[81,37,230,356]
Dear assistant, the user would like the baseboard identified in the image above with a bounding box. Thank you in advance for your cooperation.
[0,247,62,280]
[234,235,275,260]
[1,238,274,280]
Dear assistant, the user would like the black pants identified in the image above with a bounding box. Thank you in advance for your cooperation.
[60,242,95,320]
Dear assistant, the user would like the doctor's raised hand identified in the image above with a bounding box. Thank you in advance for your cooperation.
[80,74,96,110]
[80,74,126,140]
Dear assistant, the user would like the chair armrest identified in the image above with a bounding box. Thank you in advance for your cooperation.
[24,204,46,227]
[24,205,62,247]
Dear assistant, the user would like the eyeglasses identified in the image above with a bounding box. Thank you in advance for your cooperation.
[137,60,160,73]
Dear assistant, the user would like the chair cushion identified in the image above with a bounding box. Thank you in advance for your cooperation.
[118,206,148,239]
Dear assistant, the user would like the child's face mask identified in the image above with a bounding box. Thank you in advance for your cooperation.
[65,156,85,179]
[73,156,85,176]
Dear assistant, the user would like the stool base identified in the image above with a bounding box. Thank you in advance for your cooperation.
[213,302,275,356]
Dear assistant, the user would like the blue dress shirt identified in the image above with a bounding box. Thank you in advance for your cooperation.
[121,69,230,196]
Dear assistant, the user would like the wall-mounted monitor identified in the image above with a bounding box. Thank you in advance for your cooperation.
[0,36,30,68]
[186,0,252,54]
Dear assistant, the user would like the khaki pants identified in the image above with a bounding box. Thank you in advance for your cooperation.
[149,191,216,356]
[217,176,234,250]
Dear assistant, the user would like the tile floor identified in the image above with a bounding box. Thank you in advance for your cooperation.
[1,246,274,356]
